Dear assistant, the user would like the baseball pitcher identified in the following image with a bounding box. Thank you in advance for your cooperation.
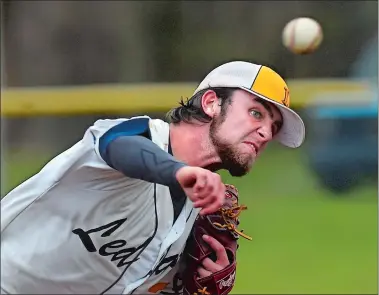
[1,61,305,294]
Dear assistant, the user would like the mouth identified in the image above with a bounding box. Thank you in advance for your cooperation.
[243,141,258,155]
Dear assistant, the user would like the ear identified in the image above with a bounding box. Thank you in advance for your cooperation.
[201,90,220,118]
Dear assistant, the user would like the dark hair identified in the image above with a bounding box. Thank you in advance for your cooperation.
[165,87,238,124]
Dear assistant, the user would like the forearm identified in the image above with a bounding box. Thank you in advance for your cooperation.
[105,135,186,186]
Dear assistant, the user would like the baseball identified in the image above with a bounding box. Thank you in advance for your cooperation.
[282,17,323,54]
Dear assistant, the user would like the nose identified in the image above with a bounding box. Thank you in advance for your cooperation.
[257,126,273,142]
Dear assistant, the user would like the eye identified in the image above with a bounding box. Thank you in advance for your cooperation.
[250,110,263,119]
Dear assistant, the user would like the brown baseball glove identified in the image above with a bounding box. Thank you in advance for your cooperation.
[182,184,252,295]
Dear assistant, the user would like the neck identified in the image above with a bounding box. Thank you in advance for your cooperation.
[169,121,222,171]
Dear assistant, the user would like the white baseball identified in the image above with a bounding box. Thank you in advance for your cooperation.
[282,17,323,54]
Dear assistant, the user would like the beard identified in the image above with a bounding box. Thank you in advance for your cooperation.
[209,116,254,177]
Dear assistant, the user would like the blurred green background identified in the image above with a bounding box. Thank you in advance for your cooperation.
[1,1,378,294]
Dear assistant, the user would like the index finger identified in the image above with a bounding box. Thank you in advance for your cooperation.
[194,174,207,194]
[202,235,229,267]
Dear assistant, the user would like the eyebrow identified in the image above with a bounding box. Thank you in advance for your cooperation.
[254,98,273,119]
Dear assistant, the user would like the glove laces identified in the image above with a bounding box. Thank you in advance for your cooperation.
[212,200,252,241]
[194,287,211,295]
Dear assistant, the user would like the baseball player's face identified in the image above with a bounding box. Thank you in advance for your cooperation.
[209,90,283,176]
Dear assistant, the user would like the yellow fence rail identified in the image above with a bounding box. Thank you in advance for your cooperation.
[0,80,369,117]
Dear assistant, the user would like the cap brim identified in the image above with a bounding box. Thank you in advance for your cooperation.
[241,87,305,148]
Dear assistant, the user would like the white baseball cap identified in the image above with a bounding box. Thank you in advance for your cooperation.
[194,61,305,148]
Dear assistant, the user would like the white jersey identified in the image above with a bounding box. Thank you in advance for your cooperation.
[1,116,199,294]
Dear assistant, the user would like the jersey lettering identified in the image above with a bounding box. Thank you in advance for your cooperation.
[153,254,180,275]
[73,218,150,268]
[72,218,127,252]
[99,239,150,268]
[172,272,184,294]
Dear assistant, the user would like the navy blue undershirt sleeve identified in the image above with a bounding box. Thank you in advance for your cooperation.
[107,136,186,186]
[98,118,187,186]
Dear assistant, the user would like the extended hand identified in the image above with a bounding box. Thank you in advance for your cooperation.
[175,166,225,215]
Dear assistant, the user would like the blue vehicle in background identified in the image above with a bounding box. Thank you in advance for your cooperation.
[303,36,378,193]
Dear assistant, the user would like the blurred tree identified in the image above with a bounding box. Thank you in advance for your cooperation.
[3,0,378,85]
[143,1,184,82]
[1,0,377,152]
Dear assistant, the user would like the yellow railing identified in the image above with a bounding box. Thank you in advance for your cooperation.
[0,80,369,117]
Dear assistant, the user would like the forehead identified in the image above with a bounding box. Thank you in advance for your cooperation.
[232,90,279,109]
[232,89,269,106]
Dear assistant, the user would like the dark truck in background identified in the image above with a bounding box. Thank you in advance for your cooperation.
[302,36,378,193]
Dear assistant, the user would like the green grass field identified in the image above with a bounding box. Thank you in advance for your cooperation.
[1,145,377,294]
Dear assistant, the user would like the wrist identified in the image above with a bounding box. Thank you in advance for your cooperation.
[173,163,187,182]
